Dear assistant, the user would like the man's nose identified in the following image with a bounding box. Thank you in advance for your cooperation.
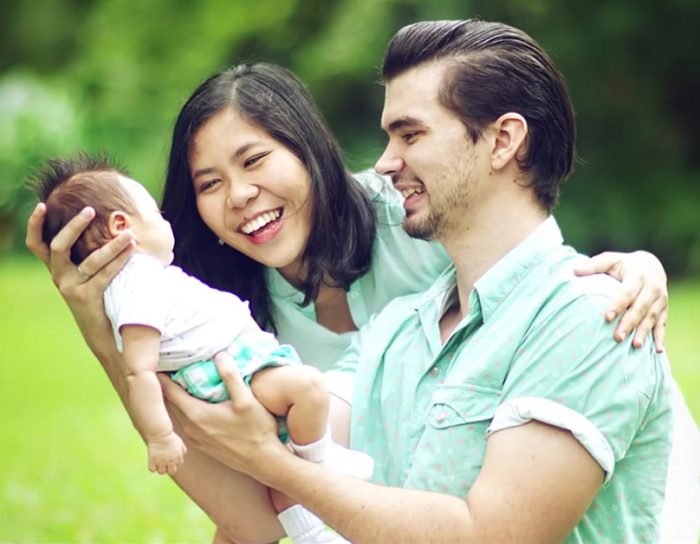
[375,144,404,177]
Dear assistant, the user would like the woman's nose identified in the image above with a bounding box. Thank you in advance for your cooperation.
[226,181,260,209]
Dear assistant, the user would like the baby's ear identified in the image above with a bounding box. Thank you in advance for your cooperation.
[108,211,132,237]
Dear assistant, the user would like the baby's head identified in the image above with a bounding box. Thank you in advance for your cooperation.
[30,151,175,266]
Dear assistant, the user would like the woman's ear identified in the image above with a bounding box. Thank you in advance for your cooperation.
[108,211,133,237]
[491,113,528,171]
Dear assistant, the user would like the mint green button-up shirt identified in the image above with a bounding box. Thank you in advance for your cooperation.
[338,217,673,543]
[266,172,451,373]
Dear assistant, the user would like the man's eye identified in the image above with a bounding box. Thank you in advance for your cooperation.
[403,132,419,143]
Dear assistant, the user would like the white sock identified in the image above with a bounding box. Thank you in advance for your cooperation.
[290,426,374,481]
[289,426,330,464]
[324,441,375,481]
[277,504,350,544]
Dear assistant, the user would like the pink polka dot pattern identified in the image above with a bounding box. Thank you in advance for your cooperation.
[348,220,672,543]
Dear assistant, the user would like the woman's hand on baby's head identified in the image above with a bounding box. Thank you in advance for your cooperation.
[26,203,52,267]
[26,203,134,302]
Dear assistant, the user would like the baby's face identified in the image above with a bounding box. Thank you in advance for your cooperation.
[119,176,175,266]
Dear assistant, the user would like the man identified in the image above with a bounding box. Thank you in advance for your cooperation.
[162,19,673,543]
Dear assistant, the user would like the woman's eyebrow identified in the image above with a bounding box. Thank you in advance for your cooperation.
[192,166,213,180]
[231,141,265,160]
[192,141,266,179]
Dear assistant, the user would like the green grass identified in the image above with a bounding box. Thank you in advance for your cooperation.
[0,259,214,543]
[1,258,698,543]
[663,280,700,420]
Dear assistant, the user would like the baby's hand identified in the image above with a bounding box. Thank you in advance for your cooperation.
[147,432,187,476]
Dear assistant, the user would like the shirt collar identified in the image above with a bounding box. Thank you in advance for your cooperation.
[412,216,563,322]
[265,267,306,304]
[474,216,563,322]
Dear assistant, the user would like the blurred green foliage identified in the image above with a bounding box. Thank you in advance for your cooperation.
[1,0,699,275]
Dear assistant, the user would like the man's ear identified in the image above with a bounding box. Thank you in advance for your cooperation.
[491,113,528,171]
[108,211,132,237]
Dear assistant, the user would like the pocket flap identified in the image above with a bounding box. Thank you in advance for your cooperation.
[428,384,501,429]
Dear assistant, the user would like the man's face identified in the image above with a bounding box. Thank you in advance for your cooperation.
[375,61,490,241]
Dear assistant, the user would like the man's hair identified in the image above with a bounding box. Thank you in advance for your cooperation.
[162,62,377,332]
[28,151,134,264]
[382,19,576,212]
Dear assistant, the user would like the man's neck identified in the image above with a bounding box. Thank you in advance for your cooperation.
[439,192,548,324]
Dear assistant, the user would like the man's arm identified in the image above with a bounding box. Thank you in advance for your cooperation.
[274,421,602,543]
[163,353,604,543]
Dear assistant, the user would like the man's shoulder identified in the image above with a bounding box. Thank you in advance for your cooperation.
[542,251,622,305]
[507,251,626,336]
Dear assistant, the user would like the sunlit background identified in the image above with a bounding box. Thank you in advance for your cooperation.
[1,0,698,542]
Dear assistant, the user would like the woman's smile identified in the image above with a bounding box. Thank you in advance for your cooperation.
[189,107,313,273]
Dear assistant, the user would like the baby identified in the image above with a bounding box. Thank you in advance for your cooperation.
[31,151,372,544]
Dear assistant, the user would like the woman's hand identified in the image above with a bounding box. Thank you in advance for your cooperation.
[25,203,134,328]
[160,352,286,478]
[574,250,668,352]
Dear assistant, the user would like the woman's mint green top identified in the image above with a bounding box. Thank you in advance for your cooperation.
[266,172,451,372]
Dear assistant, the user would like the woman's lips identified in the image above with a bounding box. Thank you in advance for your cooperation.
[244,215,283,244]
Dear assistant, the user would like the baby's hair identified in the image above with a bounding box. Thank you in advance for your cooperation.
[28,150,135,264]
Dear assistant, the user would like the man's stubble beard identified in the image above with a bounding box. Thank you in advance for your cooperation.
[403,151,476,242]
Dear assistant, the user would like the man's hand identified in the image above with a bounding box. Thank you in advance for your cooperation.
[147,432,187,476]
[159,352,286,477]
[575,250,668,351]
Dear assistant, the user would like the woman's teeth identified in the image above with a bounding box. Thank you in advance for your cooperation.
[241,209,281,234]
[401,187,425,198]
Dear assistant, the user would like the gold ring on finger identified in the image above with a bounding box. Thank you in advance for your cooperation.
[76,265,91,282]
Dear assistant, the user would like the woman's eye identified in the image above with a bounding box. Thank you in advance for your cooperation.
[199,179,220,193]
[244,152,268,168]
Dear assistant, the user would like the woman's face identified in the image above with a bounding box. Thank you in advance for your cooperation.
[189,108,313,278]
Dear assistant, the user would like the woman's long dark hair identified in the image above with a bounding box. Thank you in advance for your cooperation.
[161,63,377,332]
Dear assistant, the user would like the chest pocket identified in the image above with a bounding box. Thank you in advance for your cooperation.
[427,383,502,429]
[407,383,502,494]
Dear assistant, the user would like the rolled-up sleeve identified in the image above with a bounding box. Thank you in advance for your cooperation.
[491,290,671,482]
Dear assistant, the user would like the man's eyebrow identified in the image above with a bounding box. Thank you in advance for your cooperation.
[383,116,423,134]
[192,141,265,179]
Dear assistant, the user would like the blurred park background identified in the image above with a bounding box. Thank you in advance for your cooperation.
[0,0,698,542]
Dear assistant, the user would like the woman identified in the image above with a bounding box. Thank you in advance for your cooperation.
[26,63,680,543]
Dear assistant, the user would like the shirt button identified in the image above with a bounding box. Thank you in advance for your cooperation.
[428,366,440,378]
[349,291,359,300]
[436,411,447,422]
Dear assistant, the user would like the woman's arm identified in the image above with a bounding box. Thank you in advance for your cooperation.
[26,203,134,403]
[26,204,286,543]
